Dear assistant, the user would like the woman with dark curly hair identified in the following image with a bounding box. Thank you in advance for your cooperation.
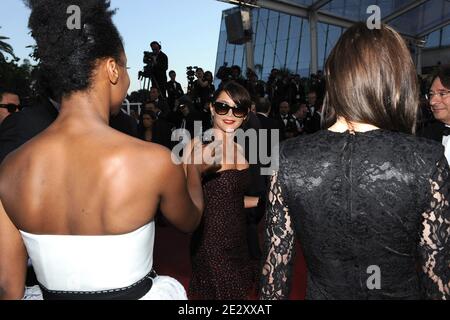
[0,0,214,300]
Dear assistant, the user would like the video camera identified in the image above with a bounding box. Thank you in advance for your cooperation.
[215,62,232,81]
[143,51,156,66]
[138,51,157,80]
[186,66,199,83]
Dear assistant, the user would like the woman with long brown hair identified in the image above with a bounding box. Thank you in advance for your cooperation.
[260,22,450,300]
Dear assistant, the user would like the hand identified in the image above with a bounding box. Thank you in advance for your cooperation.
[185,137,222,176]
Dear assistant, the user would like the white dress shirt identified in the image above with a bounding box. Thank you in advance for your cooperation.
[442,125,450,164]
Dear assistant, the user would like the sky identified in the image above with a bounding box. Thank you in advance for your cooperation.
[0,0,233,92]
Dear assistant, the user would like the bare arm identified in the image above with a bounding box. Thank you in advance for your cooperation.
[0,198,27,300]
[260,172,295,300]
[419,156,450,300]
[245,196,259,209]
[158,148,203,233]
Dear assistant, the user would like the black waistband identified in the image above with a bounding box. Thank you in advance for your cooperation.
[39,270,157,300]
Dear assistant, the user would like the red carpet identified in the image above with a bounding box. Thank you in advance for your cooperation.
[153,223,307,300]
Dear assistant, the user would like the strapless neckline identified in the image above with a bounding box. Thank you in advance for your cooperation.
[19,222,154,238]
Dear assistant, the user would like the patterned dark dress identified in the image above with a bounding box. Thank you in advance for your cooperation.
[189,169,257,300]
[261,129,450,300]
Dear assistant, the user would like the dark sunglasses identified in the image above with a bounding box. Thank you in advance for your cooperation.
[213,102,248,118]
[0,104,20,113]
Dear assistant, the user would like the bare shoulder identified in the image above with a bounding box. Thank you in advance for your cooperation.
[113,136,180,177]
[234,142,249,170]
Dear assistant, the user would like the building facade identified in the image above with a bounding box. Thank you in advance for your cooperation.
[215,0,450,82]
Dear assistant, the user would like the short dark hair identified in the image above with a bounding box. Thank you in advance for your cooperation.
[212,81,251,110]
[290,103,300,114]
[25,0,124,100]
[150,41,161,50]
[231,65,241,74]
[140,109,157,121]
[434,65,450,89]
[323,22,418,134]
[169,70,176,76]
[0,88,19,102]
[255,97,271,114]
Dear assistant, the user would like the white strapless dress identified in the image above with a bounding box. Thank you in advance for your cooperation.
[20,222,186,300]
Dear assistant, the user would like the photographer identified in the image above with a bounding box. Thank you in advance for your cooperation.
[245,69,265,100]
[289,74,305,105]
[149,41,168,98]
[191,68,215,113]
[230,65,246,87]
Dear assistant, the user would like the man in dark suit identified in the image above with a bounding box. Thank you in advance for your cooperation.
[150,41,168,98]
[242,97,283,260]
[256,98,282,138]
[419,65,450,163]
[277,101,297,140]
[166,70,184,110]
[170,95,201,139]
[142,101,174,149]
[0,97,58,164]
[148,86,169,119]
[289,74,305,105]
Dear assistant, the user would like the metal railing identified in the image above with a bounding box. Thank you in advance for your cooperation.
[121,99,142,115]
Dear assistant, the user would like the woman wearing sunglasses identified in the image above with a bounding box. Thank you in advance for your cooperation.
[189,81,260,300]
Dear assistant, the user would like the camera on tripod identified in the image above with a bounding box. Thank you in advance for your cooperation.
[138,51,157,80]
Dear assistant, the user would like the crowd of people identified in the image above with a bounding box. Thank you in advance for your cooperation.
[0,0,449,301]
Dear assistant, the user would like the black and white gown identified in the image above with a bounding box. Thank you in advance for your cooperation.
[21,222,187,300]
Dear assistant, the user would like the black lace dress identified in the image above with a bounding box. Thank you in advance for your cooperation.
[260,130,450,300]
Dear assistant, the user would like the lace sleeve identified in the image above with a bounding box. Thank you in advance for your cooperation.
[420,156,450,300]
[260,171,295,300]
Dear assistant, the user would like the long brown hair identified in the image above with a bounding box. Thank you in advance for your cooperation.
[323,22,419,134]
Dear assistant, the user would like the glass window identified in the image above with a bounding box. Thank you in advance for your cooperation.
[215,51,226,74]
[317,23,328,71]
[441,25,450,46]
[275,40,288,69]
[254,44,265,78]
[286,17,302,72]
[217,31,227,54]
[426,30,441,48]
[233,46,245,66]
[299,19,310,77]
[225,44,235,66]
[220,14,226,32]
[263,10,279,69]
[325,25,343,63]
[255,9,269,46]
[277,14,290,41]
[254,44,265,66]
